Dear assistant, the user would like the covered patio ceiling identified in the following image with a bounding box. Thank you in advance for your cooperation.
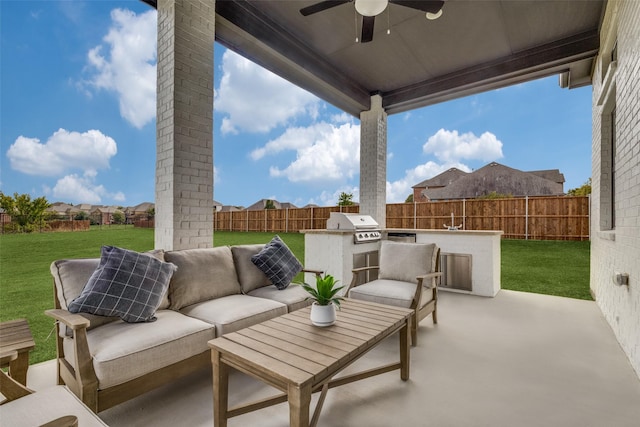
[143,0,605,116]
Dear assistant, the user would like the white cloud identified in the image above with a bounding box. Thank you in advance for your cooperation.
[386,161,472,203]
[52,173,124,205]
[423,128,503,163]
[215,50,319,134]
[7,129,117,176]
[258,122,360,183]
[84,8,157,128]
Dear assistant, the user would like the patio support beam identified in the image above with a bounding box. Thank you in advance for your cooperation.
[359,94,387,226]
[155,0,215,250]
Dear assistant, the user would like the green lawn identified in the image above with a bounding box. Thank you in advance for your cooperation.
[0,229,590,364]
[501,239,591,300]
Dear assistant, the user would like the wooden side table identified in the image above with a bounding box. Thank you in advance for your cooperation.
[0,319,35,386]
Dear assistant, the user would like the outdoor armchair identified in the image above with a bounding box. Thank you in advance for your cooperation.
[345,240,442,346]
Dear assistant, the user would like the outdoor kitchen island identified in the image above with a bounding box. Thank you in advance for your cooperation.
[385,229,502,297]
[302,224,502,298]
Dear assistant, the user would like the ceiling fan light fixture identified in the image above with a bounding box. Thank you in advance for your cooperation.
[426,8,443,20]
[355,0,388,17]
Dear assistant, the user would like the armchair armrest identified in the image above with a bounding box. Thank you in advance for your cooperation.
[351,266,380,274]
[345,265,381,295]
[302,268,323,277]
[416,271,443,288]
[45,310,90,331]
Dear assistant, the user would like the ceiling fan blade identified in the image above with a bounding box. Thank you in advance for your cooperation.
[361,15,375,43]
[300,0,351,16]
[390,0,444,14]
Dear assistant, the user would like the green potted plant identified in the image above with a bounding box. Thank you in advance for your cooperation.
[298,274,344,327]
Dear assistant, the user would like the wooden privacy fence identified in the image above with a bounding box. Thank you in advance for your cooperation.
[213,196,590,241]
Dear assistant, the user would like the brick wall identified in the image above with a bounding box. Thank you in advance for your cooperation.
[591,0,640,378]
[155,0,215,250]
[359,95,387,225]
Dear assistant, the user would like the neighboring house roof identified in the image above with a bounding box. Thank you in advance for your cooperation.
[527,169,566,184]
[413,168,468,189]
[75,204,94,212]
[47,203,79,214]
[246,199,297,210]
[219,205,242,212]
[130,202,154,212]
[91,206,122,214]
[422,162,565,200]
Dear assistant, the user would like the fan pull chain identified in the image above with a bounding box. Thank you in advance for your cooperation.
[387,6,391,35]
[355,8,359,43]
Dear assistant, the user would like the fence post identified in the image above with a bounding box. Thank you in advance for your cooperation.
[463,199,466,230]
[525,196,529,240]
[588,194,591,240]
[285,208,289,233]
[413,202,417,228]
[311,207,314,230]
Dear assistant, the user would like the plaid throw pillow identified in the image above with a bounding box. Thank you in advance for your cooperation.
[68,246,177,323]
[251,236,302,290]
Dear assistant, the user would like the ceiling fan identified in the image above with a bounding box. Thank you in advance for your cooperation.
[300,0,445,43]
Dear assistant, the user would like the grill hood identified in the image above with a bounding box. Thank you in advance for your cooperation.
[326,213,379,230]
[326,213,381,244]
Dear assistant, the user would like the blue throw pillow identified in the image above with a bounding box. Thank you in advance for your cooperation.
[68,246,177,323]
[251,236,302,290]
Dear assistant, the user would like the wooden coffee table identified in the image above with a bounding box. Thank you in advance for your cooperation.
[208,298,413,427]
[0,319,35,386]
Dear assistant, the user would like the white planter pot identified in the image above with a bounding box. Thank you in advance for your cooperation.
[310,302,336,327]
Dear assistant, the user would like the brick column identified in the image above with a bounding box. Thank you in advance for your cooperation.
[155,0,215,250]
[359,94,387,226]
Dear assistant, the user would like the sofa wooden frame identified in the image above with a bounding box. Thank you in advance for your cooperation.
[45,292,210,413]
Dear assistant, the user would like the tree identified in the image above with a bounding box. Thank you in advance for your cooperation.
[567,178,592,196]
[477,191,513,200]
[0,192,50,232]
[146,207,155,219]
[265,199,276,209]
[338,192,354,206]
[112,211,125,224]
[405,194,414,203]
[75,211,89,221]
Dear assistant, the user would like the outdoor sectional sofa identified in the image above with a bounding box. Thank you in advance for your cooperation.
[45,240,319,413]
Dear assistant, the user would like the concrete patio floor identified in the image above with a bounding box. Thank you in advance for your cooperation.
[26,290,640,427]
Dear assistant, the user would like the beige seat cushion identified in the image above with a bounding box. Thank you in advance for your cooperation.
[180,294,287,336]
[63,310,214,389]
[349,279,435,309]
[378,241,437,284]
[165,247,242,310]
[231,244,270,293]
[247,285,312,312]
[0,385,108,427]
[349,279,417,308]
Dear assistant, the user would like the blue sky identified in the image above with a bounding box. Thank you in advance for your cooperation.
[1,1,593,208]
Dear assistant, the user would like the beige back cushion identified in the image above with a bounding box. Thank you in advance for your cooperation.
[378,241,437,284]
[231,244,270,293]
[165,246,241,310]
[51,259,100,310]
[50,258,118,331]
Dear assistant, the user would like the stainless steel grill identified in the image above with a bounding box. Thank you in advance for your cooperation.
[326,213,381,244]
